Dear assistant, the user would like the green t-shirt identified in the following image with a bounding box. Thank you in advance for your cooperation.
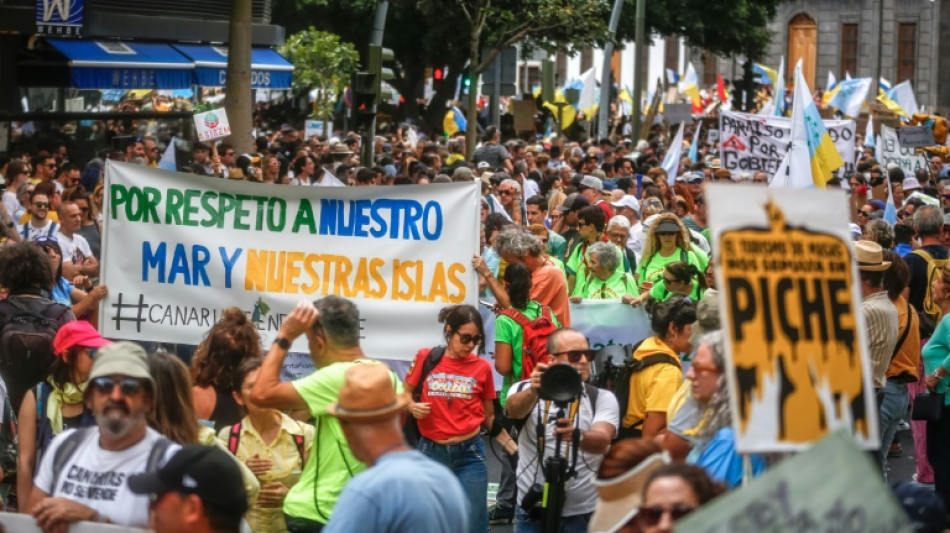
[575,270,639,300]
[637,249,706,290]
[567,242,626,297]
[495,301,561,405]
[649,279,704,302]
[285,359,400,523]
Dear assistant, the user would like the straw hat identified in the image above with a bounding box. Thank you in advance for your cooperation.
[327,363,408,422]
[855,240,891,271]
[589,452,670,532]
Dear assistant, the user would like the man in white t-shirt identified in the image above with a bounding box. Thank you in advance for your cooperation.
[2,161,30,217]
[55,201,97,279]
[18,191,58,241]
[505,328,618,531]
[30,342,179,529]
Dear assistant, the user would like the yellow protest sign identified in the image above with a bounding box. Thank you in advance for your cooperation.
[707,185,878,452]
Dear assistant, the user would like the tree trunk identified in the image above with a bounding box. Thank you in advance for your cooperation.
[225,0,254,154]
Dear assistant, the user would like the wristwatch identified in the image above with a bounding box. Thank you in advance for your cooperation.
[273,337,291,351]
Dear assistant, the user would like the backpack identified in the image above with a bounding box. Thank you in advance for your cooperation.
[499,305,559,380]
[912,248,950,336]
[20,222,57,241]
[228,421,306,462]
[401,346,446,446]
[0,298,71,413]
[591,340,681,440]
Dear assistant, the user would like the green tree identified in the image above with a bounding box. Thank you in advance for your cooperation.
[279,28,360,135]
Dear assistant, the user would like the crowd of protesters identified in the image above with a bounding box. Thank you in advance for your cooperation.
[0,119,939,533]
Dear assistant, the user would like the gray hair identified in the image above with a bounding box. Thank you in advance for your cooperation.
[694,330,729,445]
[586,241,621,272]
[513,160,528,175]
[915,205,943,237]
[313,295,361,348]
[500,178,521,194]
[607,215,631,231]
[494,227,543,258]
[865,219,894,249]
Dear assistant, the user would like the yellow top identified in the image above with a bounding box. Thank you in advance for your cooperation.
[217,413,315,533]
[622,336,683,429]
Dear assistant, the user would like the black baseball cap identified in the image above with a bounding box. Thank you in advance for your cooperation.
[556,193,591,213]
[128,445,248,515]
[654,219,681,234]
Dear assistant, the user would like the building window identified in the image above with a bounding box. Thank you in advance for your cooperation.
[581,49,593,72]
[840,24,858,78]
[703,51,717,86]
[897,23,916,83]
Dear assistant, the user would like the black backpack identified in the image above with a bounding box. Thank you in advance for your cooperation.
[590,340,681,440]
[0,298,72,413]
[402,346,446,447]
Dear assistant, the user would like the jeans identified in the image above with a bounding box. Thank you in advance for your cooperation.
[878,380,910,479]
[514,507,592,533]
[284,515,324,533]
[419,435,489,533]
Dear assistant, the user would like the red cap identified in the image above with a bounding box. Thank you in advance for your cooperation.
[53,321,112,357]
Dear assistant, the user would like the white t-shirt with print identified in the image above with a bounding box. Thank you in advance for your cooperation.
[55,230,93,265]
[34,427,180,528]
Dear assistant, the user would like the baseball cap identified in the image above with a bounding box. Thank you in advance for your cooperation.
[129,445,248,517]
[677,171,705,185]
[869,199,886,211]
[476,161,492,170]
[654,218,681,234]
[690,290,720,347]
[578,175,604,191]
[612,194,640,213]
[88,341,153,386]
[556,193,591,213]
[53,321,112,357]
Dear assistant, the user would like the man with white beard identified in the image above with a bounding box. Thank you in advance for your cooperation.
[29,342,180,529]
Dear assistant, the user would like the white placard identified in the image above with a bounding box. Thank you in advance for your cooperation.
[193,108,232,142]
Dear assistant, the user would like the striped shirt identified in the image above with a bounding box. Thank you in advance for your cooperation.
[863,291,899,388]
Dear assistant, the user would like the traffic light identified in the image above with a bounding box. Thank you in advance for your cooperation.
[432,66,445,93]
[368,44,395,104]
[351,71,377,131]
[461,67,472,95]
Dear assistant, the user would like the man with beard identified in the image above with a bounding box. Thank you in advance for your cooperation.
[30,342,179,529]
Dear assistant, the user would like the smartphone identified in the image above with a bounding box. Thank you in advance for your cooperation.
[479,299,494,307]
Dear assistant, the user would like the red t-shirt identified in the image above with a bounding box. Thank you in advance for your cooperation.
[405,349,496,442]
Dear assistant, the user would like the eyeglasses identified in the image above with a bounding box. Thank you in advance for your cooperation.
[857,210,871,216]
[551,350,592,363]
[85,347,99,360]
[637,504,696,526]
[91,376,146,396]
[33,202,50,208]
[46,163,57,168]
[456,332,484,345]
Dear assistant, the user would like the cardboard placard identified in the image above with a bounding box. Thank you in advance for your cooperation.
[193,108,232,142]
[511,100,536,133]
[896,125,935,148]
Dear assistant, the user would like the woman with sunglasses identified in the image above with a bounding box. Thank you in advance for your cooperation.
[619,296,695,440]
[636,214,707,293]
[17,321,109,509]
[635,463,724,533]
[405,304,495,533]
[627,261,706,307]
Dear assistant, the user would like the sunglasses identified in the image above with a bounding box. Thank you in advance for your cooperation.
[91,376,145,396]
[552,350,592,363]
[34,202,50,208]
[85,347,99,359]
[36,235,58,243]
[456,332,484,345]
[498,190,514,196]
[857,210,871,216]
[637,504,696,526]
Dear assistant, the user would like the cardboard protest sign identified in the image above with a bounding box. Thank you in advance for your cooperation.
[675,431,911,533]
[100,162,480,360]
[896,125,936,148]
[193,108,231,142]
[881,125,928,173]
[707,184,877,452]
[719,110,855,179]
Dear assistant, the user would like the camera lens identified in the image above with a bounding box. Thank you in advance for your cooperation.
[539,364,583,404]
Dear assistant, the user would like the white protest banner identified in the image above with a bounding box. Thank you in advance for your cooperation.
[193,108,232,142]
[100,161,480,360]
[880,125,928,173]
[707,184,877,452]
[0,512,147,532]
[675,431,910,533]
[719,109,855,179]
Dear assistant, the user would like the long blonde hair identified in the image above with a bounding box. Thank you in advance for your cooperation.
[640,213,691,268]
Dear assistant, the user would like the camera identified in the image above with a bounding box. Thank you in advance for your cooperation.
[520,483,544,520]
[539,364,583,406]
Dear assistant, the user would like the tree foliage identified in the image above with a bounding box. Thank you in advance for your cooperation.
[279,28,360,120]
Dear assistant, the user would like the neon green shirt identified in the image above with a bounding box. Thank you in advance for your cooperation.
[285,359,400,523]
[637,248,706,290]
[495,301,561,405]
[575,270,639,300]
[649,279,704,302]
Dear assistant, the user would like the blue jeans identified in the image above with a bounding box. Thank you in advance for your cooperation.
[514,506,592,533]
[879,379,910,479]
[419,435,488,533]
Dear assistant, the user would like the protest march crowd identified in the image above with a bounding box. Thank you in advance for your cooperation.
[0,111,942,533]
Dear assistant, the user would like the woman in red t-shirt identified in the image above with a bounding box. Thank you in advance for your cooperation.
[405,304,496,533]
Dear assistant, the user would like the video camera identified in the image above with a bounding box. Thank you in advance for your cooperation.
[520,364,585,533]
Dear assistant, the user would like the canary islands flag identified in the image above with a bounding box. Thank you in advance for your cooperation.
[443,106,467,136]
[792,65,843,188]
[681,63,702,112]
